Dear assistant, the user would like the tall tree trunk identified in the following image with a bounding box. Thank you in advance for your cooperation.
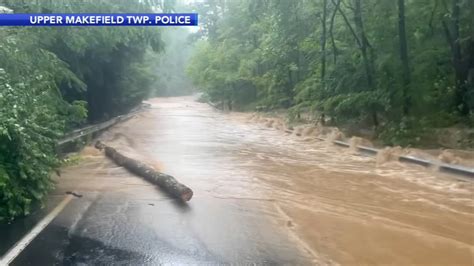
[451,0,468,115]
[398,0,411,115]
[319,0,329,126]
[353,0,374,89]
[334,0,378,126]
[443,0,469,115]
[353,0,378,126]
[294,1,302,84]
[329,0,341,64]
[469,1,474,95]
[321,0,328,84]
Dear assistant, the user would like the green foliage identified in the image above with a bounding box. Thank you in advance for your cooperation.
[65,101,88,129]
[188,0,474,142]
[322,91,385,122]
[378,118,429,147]
[0,58,63,222]
[0,0,165,221]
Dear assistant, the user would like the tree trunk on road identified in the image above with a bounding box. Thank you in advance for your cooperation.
[95,141,193,202]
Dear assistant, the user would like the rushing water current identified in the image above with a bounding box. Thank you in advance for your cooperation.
[88,96,473,265]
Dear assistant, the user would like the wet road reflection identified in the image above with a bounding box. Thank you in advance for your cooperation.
[13,96,474,265]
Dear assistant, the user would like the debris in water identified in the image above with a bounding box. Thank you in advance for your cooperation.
[95,141,194,202]
[66,191,83,198]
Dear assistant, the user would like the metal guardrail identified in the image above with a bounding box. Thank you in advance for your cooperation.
[356,146,378,155]
[331,139,474,178]
[439,164,474,176]
[57,111,139,146]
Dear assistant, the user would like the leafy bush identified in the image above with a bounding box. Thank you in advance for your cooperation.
[377,118,429,147]
[64,100,88,129]
[0,67,62,222]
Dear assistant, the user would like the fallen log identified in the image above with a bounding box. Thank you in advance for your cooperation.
[95,141,193,201]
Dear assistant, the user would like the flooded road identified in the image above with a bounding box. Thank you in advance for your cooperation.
[9,96,474,265]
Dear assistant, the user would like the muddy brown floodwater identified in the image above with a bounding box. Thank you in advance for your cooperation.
[81,96,472,265]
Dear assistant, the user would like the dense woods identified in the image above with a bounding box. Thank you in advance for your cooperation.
[187,0,474,145]
[0,0,166,221]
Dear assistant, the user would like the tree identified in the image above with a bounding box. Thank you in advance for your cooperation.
[188,0,474,146]
[441,0,472,115]
[398,0,411,115]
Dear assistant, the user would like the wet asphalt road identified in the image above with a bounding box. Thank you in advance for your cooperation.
[4,158,308,265]
[4,157,312,265]
[1,97,311,265]
[3,97,472,265]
